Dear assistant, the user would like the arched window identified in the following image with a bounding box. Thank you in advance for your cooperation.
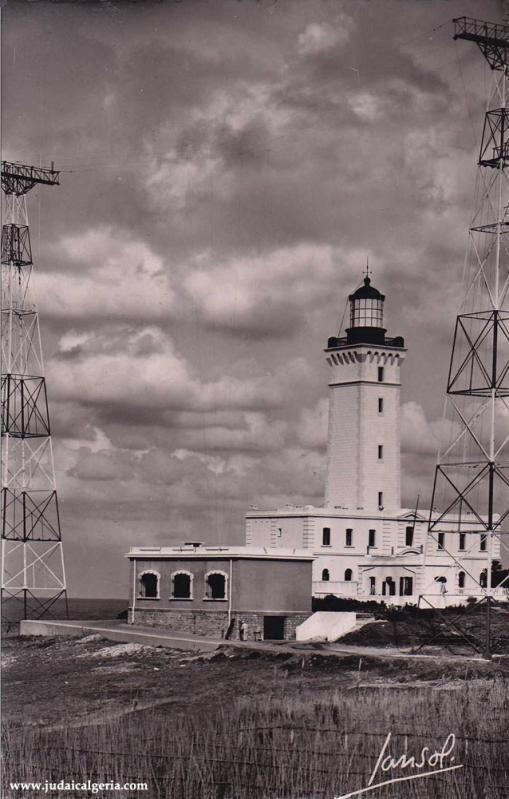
[139,571,159,599]
[458,571,466,589]
[344,568,353,582]
[171,571,192,599]
[322,568,330,581]
[205,571,228,600]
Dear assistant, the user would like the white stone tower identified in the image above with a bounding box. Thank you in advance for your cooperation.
[324,275,406,513]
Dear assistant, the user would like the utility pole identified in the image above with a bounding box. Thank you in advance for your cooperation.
[1,161,68,626]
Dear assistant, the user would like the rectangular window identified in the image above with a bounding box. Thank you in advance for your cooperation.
[378,366,384,382]
[351,298,384,327]
[368,529,376,548]
[399,576,413,596]
[322,527,331,546]
[345,528,353,547]
[459,533,466,551]
[405,526,414,547]
[378,491,383,508]
[369,576,376,595]
[480,534,487,552]
[437,532,445,550]
[378,397,384,413]
[378,445,383,460]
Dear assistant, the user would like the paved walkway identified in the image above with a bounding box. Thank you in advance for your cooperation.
[18,618,501,664]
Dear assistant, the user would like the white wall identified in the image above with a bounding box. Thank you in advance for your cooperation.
[245,511,501,603]
[325,345,404,512]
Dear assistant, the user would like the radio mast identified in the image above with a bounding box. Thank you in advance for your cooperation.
[1,161,68,625]
[424,18,509,656]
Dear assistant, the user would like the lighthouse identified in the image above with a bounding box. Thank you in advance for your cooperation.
[324,275,406,513]
[244,268,499,605]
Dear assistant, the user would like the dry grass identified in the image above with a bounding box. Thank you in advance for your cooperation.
[3,672,508,798]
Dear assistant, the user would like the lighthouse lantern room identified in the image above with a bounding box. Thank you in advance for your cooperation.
[346,276,386,345]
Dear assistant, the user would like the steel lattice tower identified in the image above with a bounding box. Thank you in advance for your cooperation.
[421,19,509,650]
[1,161,68,625]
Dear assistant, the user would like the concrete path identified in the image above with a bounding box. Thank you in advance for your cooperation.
[18,618,502,664]
[20,619,221,652]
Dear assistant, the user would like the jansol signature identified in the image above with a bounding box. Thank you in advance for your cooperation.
[335,732,463,799]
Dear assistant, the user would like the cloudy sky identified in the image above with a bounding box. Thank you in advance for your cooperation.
[2,0,505,597]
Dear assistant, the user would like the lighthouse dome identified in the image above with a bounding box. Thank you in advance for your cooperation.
[348,276,385,302]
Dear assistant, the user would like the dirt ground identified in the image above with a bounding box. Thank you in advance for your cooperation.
[3,635,509,799]
[3,633,508,730]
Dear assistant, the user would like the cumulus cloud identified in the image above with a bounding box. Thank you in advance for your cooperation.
[70,450,134,482]
[146,149,221,213]
[49,326,191,408]
[173,413,288,453]
[37,227,175,321]
[48,325,312,413]
[298,19,354,56]
[56,435,325,533]
[402,398,509,463]
[349,92,384,122]
[183,243,358,336]
[144,82,294,212]
[62,425,113,454]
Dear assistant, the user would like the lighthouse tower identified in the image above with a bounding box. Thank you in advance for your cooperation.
[245,266,496,604]
[324,275,406,514]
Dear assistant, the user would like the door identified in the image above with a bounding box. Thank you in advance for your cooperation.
[263,616,286,640]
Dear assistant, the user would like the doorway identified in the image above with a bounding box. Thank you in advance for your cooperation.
[263,616,286,640]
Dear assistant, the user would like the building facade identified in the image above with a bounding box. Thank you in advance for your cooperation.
[126,544,312,640]
[246,276,502,606]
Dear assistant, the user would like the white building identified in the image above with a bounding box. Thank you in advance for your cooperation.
[246,275,501,606]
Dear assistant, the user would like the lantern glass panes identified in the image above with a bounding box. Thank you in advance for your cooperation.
[350,297,384,328]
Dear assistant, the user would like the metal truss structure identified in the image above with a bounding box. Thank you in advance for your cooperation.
[1,160,68,625]
[420,18,509,656]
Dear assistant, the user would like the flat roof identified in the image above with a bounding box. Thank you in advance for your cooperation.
[245,508,428,521]
[126,545,314,561]
[245,505,496,523]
